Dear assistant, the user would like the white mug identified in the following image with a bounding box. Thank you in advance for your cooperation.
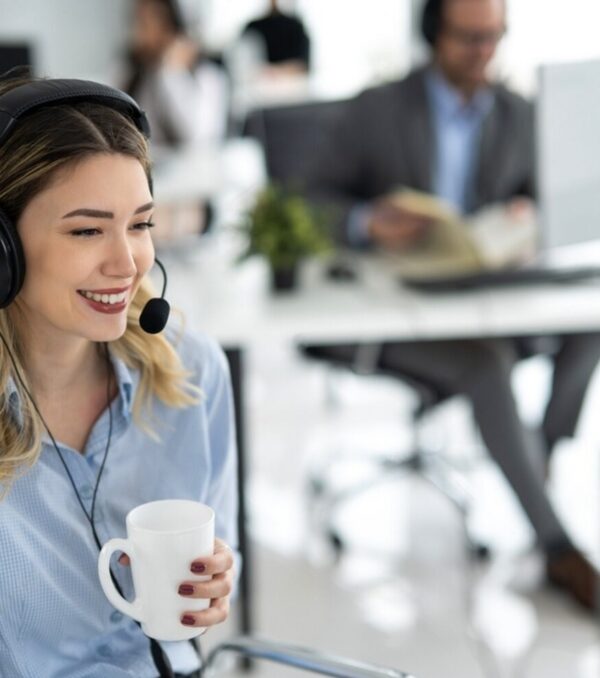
[98,499,215,641]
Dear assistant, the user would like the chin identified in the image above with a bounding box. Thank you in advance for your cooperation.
[83,319,130,343]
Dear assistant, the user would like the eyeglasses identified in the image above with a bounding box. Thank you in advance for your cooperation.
[442,25,506,47]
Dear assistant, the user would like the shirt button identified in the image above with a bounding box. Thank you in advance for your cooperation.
[110,610,123,623]
[97,644,112,658]
[79,484,94,500]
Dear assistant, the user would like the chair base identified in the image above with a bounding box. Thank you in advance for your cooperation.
[307,448,490,563]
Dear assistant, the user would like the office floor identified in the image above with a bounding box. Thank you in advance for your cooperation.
[203,341,600,678]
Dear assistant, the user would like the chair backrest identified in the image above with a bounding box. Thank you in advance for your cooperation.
[242,98,350,190]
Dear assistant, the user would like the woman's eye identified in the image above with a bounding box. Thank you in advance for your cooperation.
[71,228,101,237]
[131,221,155,231]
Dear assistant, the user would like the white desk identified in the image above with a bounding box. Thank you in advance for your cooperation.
[162,238,600,346]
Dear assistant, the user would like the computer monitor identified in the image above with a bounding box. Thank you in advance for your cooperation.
[0,43,33,78]
[537,58,600,254]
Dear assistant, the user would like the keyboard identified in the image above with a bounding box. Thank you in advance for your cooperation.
[401,265,600,291]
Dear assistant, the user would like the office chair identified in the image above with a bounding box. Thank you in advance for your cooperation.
[243,99,487,560]
[201,636,415,677]
[242,97,351,191]
[302,343,488,560]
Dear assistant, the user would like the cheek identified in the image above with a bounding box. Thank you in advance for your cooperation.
[135,238,156,276]
[20,245,84,301]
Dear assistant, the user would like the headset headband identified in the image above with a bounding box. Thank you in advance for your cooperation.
[0,78,151,144]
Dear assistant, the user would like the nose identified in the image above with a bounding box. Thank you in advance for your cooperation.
[102,234,137,280]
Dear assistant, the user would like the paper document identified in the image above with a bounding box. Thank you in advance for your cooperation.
[383,189,537,280]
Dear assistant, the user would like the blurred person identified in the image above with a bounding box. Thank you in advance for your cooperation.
[240,0,311,77]
[308,0,600,611]
[121,0,229,238]
[122,0,228,147]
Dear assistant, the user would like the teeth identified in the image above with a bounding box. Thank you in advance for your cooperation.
[81,290,127,305]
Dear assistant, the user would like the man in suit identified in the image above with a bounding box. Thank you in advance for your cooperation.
[308,0,600,610]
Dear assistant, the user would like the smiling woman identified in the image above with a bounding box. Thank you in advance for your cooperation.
[0,76,238,678]
[17,154,155,342]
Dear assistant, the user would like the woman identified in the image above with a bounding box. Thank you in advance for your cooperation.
[123,0,228,147]
[0,75,236,677]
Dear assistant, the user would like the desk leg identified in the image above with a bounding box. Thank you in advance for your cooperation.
[224,348,253,644]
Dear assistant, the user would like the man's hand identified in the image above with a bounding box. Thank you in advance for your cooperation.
[368,198,432,250]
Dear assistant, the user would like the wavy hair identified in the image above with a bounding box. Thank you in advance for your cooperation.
[0,75,198,494]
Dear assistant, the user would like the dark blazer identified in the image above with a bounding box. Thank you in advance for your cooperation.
[309,66,536,243]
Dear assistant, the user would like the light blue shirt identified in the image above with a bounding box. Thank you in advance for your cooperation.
[425,67,494,214]
[0,330,238,678]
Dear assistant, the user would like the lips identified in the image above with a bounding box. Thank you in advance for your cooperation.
[77,287,130,314]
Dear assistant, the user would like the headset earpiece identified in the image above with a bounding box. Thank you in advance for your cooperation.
[421,0,443,47]
[0,206,25,308]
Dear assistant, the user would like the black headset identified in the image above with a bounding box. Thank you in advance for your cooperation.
[0,77,170,333]
[421,0,444,47]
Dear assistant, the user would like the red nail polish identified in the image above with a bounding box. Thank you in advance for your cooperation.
[178,584,195,596]
[191,562,205,574]
[181,615,196,626]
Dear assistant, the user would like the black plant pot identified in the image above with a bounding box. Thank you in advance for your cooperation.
[270,265,298,292]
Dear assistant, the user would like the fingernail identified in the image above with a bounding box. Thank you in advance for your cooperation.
[181,615,196,626]
[178,584,195,596]
[190,562,205,574]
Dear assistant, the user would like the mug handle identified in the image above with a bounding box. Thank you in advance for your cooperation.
[98,538,143,622]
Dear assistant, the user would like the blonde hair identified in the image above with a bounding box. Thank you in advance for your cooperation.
[0,75,198,493]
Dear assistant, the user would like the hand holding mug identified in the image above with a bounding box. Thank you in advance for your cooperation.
[177,537,234,630]
[98,500,233,641]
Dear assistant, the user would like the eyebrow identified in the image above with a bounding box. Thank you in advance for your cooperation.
[61,201,154,219]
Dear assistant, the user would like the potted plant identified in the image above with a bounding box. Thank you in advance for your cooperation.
[238,183,331,291]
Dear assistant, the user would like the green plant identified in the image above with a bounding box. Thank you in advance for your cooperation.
[238,184,331,270]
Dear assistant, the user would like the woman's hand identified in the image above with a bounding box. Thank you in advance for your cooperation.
[178,538,235,630]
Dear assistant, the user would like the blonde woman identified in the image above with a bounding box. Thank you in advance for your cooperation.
[0,75,236,678]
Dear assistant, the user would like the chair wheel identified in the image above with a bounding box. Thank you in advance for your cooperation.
[469,542,491,561]
[327,529,344,556]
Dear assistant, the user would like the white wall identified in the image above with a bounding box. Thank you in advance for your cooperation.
[503,0,600,94]
[0,0,129,80]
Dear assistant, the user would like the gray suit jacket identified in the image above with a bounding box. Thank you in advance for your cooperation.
[309,66,535,244]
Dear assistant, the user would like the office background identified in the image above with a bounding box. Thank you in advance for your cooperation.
[0,2,599,677]
[3,1,600,94]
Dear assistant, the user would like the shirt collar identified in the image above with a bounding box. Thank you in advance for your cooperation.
[426,66,494,120]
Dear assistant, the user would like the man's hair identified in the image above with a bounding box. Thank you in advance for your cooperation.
[421,0,505,47]
[421,0,445,46]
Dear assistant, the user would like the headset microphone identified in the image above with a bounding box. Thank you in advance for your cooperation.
[139,258,170,334]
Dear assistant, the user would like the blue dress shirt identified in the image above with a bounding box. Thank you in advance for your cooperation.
[0,331,238,677]
[425,67,494,214]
